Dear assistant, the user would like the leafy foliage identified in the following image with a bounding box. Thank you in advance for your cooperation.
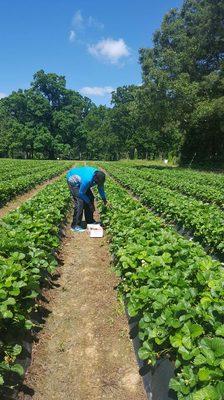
[139,0,224,165]
[122,164,224,208]
[0,70,95,160]
[0,159,73,206]
[0,176,71,386]
[99,170,224,399]
[1,2,223,163]
[103,162,224,256]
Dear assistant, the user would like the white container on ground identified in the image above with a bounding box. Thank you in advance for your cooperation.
[87,224,104,238]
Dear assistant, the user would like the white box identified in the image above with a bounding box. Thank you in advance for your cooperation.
[87,224,104,238]
[87,223,99,231]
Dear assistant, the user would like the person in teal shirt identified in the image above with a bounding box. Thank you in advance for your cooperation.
[66,166,107,232]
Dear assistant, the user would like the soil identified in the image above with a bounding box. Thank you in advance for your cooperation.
[18,211,146,400]
[0,173,66,219]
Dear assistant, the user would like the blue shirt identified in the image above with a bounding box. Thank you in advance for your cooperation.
[66,166,106,204]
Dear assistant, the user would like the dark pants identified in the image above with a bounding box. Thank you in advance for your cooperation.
[71,187,95,227]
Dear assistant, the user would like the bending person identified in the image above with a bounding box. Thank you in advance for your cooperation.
[66,166,107,232]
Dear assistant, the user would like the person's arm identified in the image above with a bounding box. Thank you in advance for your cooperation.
[98,186,107,204]
[79,181,91,204]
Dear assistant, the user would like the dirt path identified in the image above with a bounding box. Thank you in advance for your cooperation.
[18,215,146,400]
[0,173,67,219]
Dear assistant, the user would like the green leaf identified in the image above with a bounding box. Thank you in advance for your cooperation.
[219,360,224,370]
[194,354,207,366]
[216,381,224,397]
[12,344,22,356]
[170,333,182,348]
[25,320,34,330]
[2,310,13,319]
[182,335,192,350]
[201,337,224,357]
[0,374,4,385]
[198,367,211,382]
[11,364,24,376]
[169,378,182,392]
[215,325,224,337]
[178,345,193,360]
[193,385,218,400]
[190,324,204,338]
[175,359,181,368]
[5,297,16,306]
[0,290,7,299]
[199,341,218,366]
[138,347,150,360]
[25,290,39,299]
[138,342,152,360]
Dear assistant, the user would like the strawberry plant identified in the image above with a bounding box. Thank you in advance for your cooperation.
[128,166,224,208]
[99,176,224,399]
[0,159,73,207]
[0,177,71,388]
[102,163,224,256]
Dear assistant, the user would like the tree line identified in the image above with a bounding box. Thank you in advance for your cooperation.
[0,0,223,164]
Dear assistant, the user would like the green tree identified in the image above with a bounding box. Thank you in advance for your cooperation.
[139,0,224,165]
[0,70,94,159]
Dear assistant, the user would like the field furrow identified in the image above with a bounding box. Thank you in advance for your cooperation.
[101,163,224,257]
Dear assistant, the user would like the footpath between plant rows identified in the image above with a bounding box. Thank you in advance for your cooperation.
[17,209,145,400]
[0,172,69,219]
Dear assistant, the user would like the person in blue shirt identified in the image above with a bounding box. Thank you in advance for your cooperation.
[66,166,107,232]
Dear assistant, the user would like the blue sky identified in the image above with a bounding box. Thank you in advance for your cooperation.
[0,0,183,106]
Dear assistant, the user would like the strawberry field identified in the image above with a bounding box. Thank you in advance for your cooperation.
[100,163,224,257]
[0,159,73,207]
[0,159,224,400]
[99,162,224,400]
[0,176,71,387]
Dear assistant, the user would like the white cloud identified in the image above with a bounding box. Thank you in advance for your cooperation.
[0,92,7,99]
[80,86,114,97]
[69,30,76,42]
[88,38,130,64]
[72,10,83,29]
[69,11,104,43]
[87,16,104,30]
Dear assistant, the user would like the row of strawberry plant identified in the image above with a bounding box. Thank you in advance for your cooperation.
[0,158,71,167]
[0,161,73,207]
[0,160,74,181]
[0,159,67,175]
[0,161,67,182]
[0,160,44,177]
[100,177,224,400]
[101,163,224,257]
[119,164,224,208]
[1,165,42,182]
[118,161,224,191]
[0,177,71,388]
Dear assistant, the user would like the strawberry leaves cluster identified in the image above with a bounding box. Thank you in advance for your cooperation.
[103,163,224,256]
[100,176,224,400]
[0,178,70,387]
[0,159,73,206]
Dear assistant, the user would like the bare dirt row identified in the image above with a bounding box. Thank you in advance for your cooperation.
[18,216,145,400]
[0,180,145,400]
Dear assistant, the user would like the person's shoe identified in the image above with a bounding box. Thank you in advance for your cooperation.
[71,226,86,232]
[87,220,101,225]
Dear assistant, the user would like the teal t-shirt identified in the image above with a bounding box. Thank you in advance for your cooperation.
[66,166,106,203]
